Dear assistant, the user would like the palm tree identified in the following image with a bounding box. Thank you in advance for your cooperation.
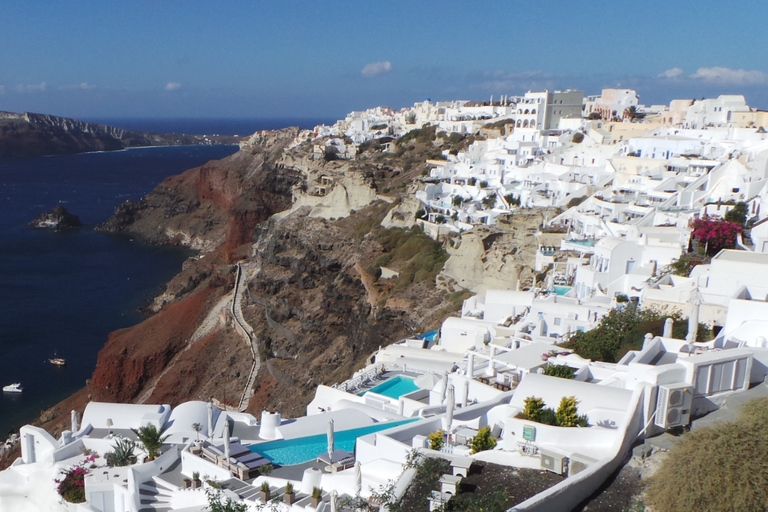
[133,424,170,461]
[623,106,639,121]
[192,422,202,442]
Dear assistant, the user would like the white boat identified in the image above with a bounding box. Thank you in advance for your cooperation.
[2,383,22,393]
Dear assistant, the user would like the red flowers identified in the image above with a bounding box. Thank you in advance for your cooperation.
[691,216,742,256]
[55,456,95,503]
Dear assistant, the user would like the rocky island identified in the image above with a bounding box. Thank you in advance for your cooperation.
[0,111,238,157]
[29,205,82,230]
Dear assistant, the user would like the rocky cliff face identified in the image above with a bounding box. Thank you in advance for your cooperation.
[11,126,548,453]
[0,110,233,157]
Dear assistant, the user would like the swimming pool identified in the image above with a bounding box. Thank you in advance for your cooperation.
[553,285,573,296]
[249,419,417,466]
[362,375,419,399]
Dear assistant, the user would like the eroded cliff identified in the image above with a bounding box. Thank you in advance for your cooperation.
[14,126,546,450]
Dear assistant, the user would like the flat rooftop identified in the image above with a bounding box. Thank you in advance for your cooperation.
[714,250,768,265]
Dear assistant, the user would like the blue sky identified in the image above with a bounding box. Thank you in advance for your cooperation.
[2,0,768,120]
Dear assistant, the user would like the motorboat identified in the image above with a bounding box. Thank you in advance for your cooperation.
[2,383,22,393]
[49,358,67,366]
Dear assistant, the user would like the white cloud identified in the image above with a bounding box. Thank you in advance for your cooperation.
[165,82,182,91]
[361,61,392,78]
[659,67,684,79]
[15,82,46,93]
[61,82,95,90]
[690,66,768,85]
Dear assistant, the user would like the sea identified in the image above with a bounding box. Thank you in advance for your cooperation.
[0,117,333,438]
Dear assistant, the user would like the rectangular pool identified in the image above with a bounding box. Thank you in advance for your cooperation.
[361,375,419,399]
[249,418,417,466]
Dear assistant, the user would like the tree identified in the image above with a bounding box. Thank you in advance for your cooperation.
[564,304,707,362]
[691,217,743,256]
[192,422,202,442]
[668,252,710,277]
[724,201,749,226]
[555,396,580,427]
[205,488,247,512]
[482,196,496,209]
[428,430,444,451]
[469,426,497,454]
[452,195,463,207]
[572,132,585,144]
[133,424,170,461]
[523,397,545,422]
[623,106,640,121]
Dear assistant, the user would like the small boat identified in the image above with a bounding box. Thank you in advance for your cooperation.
[2,383,22,393]
[49,358,67,366]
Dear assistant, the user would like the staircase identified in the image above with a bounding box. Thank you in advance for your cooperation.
[138,477,177,512]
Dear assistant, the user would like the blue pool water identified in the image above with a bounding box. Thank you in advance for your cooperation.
[553,285,573,296]
[363,376,419,399]
[249,419,417,465]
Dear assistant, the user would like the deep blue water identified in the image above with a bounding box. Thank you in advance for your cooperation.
[0,142,244,437]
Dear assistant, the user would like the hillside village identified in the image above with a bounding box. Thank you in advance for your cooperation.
[4,88,768,511]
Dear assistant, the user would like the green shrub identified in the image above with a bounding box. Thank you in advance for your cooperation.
[646,396,768,512]
[538,408,559,426]
[470,426,497,454]
[105,438,138,467]
[556,396,580,427]
[523,397,545,422]
[428,430,445,451]
[572,132,585,143]
[259,463,273,475]
[542,363,576,379]
[564,304,708,363]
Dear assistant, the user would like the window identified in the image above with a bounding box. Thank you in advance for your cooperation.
[554,317,561,326]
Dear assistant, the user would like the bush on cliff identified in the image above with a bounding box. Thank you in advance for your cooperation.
[646,396,768,512]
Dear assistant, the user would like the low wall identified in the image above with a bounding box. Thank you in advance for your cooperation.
[510,385,646,512]
[52,438,85,463]
[180,449,232,481]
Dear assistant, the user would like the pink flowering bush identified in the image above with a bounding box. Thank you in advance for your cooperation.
[55,455,96,503]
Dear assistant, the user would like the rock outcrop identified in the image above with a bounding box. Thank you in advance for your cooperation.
[0,110,235,157]
[29,205,82,229]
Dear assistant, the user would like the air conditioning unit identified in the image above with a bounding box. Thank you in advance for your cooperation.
[540,448,568,475]
[568,453,597,476]
[654,382,693,429]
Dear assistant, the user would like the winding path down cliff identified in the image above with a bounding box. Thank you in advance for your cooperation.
[232,262,261,411]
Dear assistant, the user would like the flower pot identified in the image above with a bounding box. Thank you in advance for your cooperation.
[284,492,295,505]
[311,496,321,508]
[183,479,191,489]
[260,490,270,502]
[192,479,201,489]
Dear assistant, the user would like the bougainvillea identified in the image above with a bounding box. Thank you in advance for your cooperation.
[691,216,742,256]
[55,454,96,503]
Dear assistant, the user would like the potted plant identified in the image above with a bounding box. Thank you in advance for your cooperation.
[311,486,323,508]
[182,477,191,489]
[132,424,170,461]
[191,471,201,489]
[284,482,295,505]
[192,422,202,443]
[260,481,270,502]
